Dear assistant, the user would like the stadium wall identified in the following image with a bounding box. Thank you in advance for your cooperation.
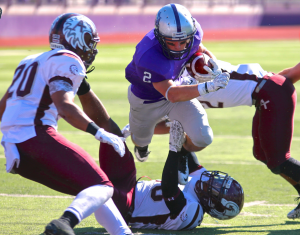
[0,5,299,46]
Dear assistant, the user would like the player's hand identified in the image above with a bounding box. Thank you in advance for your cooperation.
[194,58,222,82]
[121,124,131,139]
[197,72,230,96]
[95,128,125,157]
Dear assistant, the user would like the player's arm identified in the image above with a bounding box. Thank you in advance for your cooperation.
[77,78,123,136]
[161,150,187,219]
[153,79,200,103]
[51,86,125,157]
[0,90,9,121]
[278,62,300,84]
[153,71,229,102]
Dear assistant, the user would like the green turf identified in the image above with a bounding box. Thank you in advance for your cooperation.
[0,40,300,234]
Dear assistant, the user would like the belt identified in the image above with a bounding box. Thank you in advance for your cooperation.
[252,78,267,106]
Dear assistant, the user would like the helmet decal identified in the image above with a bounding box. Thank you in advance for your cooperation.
[170,3,181,32]
[63,16,95,51]
[210,199,240,220]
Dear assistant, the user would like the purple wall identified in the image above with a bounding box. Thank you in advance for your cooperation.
[0,13,298,38]
[0,14,262,38]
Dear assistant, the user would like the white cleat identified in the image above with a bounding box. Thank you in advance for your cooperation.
[168,120,186,153]
[287,198,300,219]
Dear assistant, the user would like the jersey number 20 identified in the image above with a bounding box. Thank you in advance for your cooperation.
[8,62,38,98]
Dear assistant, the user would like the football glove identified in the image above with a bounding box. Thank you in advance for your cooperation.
[197,72,230,96]
[95,128,125,157]
[121,124,131,139]
[194,58,222,82]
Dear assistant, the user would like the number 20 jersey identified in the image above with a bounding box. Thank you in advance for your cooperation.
[1,49,86,143]
[128,167,206,230]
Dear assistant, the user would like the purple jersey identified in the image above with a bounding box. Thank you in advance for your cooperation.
[125,22,203,101]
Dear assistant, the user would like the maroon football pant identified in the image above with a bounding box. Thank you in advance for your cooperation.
[13,125,112,196]
[99,142,136,219]
[252,74,297,169]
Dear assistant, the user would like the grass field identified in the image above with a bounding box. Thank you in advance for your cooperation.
[0,40,300,234]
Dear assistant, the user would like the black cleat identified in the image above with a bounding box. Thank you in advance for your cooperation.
[134,145,150,162]
[44,219,75,235]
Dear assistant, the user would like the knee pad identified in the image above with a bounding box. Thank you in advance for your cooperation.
[192,126,213,147]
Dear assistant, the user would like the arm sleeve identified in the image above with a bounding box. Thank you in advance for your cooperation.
[161,151,186,218]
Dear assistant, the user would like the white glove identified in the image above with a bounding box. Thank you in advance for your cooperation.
[95,128,125,157]
[121,124,131,139]
[194,58,222,83]
[197,72,230,96]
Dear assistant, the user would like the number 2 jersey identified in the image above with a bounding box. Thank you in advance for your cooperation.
[1,49,86,143]
[128,167,207,230]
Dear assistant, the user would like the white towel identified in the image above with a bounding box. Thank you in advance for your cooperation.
[1,141,20,173]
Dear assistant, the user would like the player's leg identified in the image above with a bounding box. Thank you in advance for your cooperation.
[255,75,300,219]
[14,126,115,234]
[128,85,168,161]
[168,98,213,152]
[99,142,136,219]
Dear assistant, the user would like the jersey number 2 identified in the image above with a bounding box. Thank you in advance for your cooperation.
[143,71,151,83]
[8,62,38,98]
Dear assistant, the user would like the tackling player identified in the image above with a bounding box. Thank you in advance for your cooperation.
[157,60,300,220]
[91,116,244,231]
[125,3,230,162]
[0,13,133,235]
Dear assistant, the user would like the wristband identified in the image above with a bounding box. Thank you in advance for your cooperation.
[205,82,209,94]
[165,86,173,101]
[86,122,99,136]
[77,78,91,96]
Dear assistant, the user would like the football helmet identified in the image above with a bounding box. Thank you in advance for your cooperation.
[49,13,100,68]
[195,171,244,220]
[154,4,197,60]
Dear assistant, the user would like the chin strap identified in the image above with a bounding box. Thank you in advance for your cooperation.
[86,66,95,74]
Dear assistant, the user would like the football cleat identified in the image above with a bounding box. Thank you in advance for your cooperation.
[287,197,300,219]
[169,120,186,152]
[44,219,75,235]
[178,154,189,185]
[134,146,150,162]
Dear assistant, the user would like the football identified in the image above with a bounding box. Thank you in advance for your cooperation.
[185,52,213,77]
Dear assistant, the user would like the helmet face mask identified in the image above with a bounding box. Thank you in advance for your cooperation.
[195,171,244,220]
[154,4,196,60]
[49,13,100,68]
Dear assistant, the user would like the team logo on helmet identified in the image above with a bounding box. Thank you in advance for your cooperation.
[63,15,97,52]
[209,198,240,220]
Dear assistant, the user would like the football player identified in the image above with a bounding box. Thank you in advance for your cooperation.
[92,117,244,231]
[156,60,300,220]
[125,3,230,162]
[0,13,133,235]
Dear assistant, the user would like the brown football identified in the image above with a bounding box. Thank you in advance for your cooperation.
[185,52,213,77]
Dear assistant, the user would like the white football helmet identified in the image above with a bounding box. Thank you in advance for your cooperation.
[154,4,197,60]
[49,13,100,68]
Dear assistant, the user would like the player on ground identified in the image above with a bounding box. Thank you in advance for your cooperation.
[157,59,300,220]
[0,13,133,235]
[125,3,229,162]
[92,117,244,231]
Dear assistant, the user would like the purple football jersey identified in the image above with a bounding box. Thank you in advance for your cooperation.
[125,22,203,101]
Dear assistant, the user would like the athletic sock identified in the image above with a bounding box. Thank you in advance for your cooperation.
[65,184,113,223]
[94,198,132,235]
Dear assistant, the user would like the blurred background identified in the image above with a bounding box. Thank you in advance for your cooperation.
[0,0,300,46]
